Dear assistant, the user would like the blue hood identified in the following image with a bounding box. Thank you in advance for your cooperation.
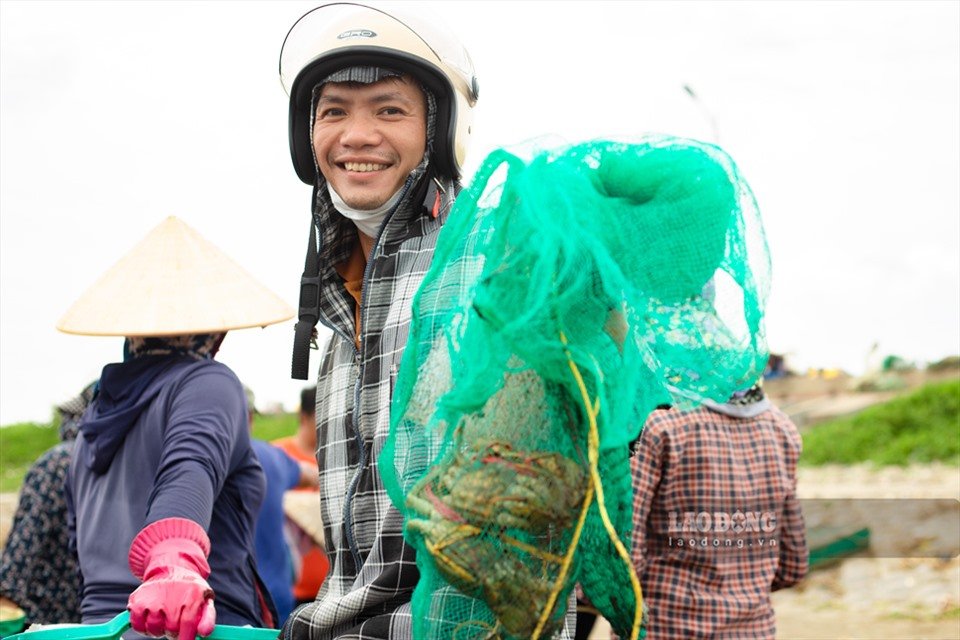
[78,354,193,473]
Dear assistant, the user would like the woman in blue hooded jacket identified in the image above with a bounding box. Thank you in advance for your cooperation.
[58,216,293,640]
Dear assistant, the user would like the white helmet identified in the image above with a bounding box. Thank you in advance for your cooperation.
[279,2,480,185]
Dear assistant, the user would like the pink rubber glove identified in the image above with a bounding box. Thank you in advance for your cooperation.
[127,517,217,640]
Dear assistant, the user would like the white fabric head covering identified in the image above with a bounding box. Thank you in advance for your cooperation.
[57,216,294,336]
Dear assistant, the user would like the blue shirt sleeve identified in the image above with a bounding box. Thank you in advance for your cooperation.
[253,440,301,492]
[145,363,249,528]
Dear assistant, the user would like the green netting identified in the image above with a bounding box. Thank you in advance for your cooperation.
[380,136,771,639]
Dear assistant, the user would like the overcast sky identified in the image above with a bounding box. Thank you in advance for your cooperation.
[1,0,958,425]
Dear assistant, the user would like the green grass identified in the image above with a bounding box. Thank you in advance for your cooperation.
[0,420,62,492]
[251,412,299,442]
[801,378,960,466]
[3,379,958,491]
[0,413,299,493]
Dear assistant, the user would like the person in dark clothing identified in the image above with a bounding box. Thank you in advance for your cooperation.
[246,386,319,627]
[0,381,95,629]
[271,386,328,608]
[58,216,293,640]
[251,437,301,626]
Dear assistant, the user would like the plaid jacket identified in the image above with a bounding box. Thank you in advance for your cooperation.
[283,175,455,639]
[629,403,808,639]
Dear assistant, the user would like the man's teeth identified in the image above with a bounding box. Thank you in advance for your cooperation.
[344,162,387,172]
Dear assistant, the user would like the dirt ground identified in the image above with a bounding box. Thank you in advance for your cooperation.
[766,373,960,639]
[770,462,960,640]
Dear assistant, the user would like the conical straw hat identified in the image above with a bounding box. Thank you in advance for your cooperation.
[283,491,325,547]
[57,216,294,336]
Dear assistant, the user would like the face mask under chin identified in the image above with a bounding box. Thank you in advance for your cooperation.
[327,182,405,237]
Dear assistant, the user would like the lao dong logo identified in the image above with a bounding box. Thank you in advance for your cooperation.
[666,510,779,550]
[669,510,778,534]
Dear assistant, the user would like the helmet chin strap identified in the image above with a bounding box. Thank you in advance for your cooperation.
[291,168,444,381]
[327,183,404,238]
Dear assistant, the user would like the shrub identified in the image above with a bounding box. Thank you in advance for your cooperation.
[801,378,960,466]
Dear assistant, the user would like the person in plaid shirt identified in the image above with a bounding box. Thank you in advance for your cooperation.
[629,383,808,639]
[277,4,491,638]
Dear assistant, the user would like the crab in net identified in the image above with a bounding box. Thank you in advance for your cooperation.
[405,440,588,638]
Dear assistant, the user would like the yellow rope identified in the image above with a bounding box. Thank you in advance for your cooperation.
[500,533,566,565]
[549,332,644,640]
[531,463,595,639]
[436,331,643,639]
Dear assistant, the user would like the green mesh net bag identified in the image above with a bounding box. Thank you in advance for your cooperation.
[380,136,771,639]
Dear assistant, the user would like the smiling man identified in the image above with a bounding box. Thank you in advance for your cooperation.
[277,3,481,638]
[313,77,427,216]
